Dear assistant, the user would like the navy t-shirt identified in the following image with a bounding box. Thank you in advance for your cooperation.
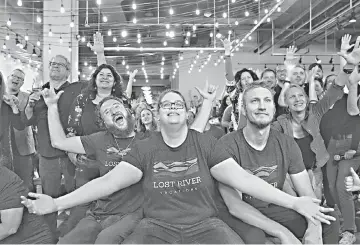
[220,129,305,208]
[122,129,230,225]
[80,132,145,216]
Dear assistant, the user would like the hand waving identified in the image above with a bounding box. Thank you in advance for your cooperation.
[89,32,104,54]
[20,193,58,215]
[129,69,138,80]
[345,167,360,192]
[341,34,354,51]
[338,36,360,65]
[286,45,298,61]
[293,196,335,225]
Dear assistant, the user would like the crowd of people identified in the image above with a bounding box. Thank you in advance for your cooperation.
[0,31,359,244]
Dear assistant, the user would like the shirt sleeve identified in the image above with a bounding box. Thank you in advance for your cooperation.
[287,138,306,175]
[219,134,240,163]
[122,140,145,172]
[80,133,102,158]
[222,105,232,123]
[206,135,231,168]
[0,167,27,210]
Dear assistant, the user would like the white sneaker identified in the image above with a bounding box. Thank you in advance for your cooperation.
[339,231,356,244]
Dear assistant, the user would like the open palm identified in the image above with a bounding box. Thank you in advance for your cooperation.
[20,193,58,215]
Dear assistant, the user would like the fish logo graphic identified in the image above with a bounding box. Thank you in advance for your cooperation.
[245,165,277,178]
[153,158,199,177]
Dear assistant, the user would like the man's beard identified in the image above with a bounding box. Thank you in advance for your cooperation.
[107,113,135,138]
[246,112,273,130]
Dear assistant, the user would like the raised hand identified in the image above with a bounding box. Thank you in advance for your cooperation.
[220,38,235,56]
[286,45,298,61]
[89,32,104,54]
[41,88,64,106]
[341,34,354,51]
[20,193,58,215]
[345,167,360,192]
[129,69,138,80]
[338,36,360,65]
[293,196,335,225]
[195,80,218,102]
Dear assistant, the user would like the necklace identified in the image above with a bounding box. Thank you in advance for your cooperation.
[113,134,136,157]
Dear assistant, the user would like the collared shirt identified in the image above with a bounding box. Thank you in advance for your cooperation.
[22,81,86,158]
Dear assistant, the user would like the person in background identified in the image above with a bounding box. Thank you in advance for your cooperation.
[0,166,53,244]
[261,68,277,89]
[5,69,36,192]
[136,107,158,138]
[308,63,324,81]
[304,77,325,100]
[323,74,337,91]
[0,72,26,170]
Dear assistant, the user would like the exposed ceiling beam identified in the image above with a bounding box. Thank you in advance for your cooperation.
[254,0,323,53]
[259,0,342,54]
[279,0,354,49]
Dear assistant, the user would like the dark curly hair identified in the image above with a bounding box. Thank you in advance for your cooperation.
[234,68,259,92]
[82,64,125,100]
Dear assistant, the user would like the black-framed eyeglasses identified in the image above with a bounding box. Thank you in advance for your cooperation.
[49,61,68,70]
[160,100,185,110]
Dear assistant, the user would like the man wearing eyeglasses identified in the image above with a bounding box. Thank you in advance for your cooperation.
[6,69,36,194]
[21,55,87,242]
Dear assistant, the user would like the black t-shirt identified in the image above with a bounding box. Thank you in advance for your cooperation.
[204,125,226,140]
[0,166,52,244]
[80,132,145,216]
[220,129,305,209]
[122,129,230,225]
[295,135,316,169]
[274,85,288,118]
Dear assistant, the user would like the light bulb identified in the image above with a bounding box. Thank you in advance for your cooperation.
[37,15,41,23]
[70,21,74,28]
[126,65,129,69]
[222,12,227,18]
[84,61,88,66]
[68,46,72,52]
[132,18,137,24]
[277,7,281,12]
[132,3,137,10]
[59,36,63,43]
[248,36,252,40]
[169,31,175,38]
[142,60,145,66]
[193,25,197,31]
[228,30,232,35]
[96,0,101,5]
[37,40,40,46]
[60,4,65,13]
[7,18,11,26]
[210,32,213,37]
[215,21,219,28]
[17,0,22,6]
[5,33,9,40]
[137,39,141,44]
[121,30,127,37]
[81,36,86,42]
[166,24,170,29]
[161,61,164,66]
[264,9,268,14]
[122,60,125,65]
[25,34,29,41]
[3,43,6,49]
[245,11,249,16]
[235,20,239,25]
[267,17,271,22]
[195,9,200,15]
[185,39,189,45]
[186,31,191,36]
[137,33,141,39]
[254,19,258,24]
[49,29,53,36]
[180,55,183,60]
[169,8,174,15]
[163,40,167,46]
[48,47,52,53]
[231,0,235,2]
[107,29,112,36]
[102,16,108,22]
[113,36,117,42]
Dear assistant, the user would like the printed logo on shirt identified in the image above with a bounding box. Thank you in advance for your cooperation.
[104,147,132,167]
[152,158,199,177]
[152,158,203,195]
[242,165,279,208]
